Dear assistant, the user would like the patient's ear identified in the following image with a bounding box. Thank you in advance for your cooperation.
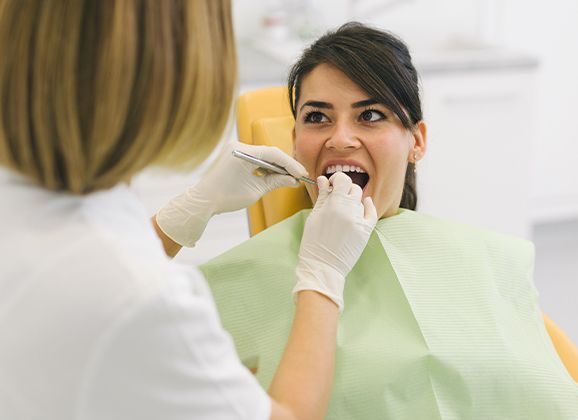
[412,121,427,160]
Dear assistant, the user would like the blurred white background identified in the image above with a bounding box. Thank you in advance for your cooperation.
[132,0,578,340]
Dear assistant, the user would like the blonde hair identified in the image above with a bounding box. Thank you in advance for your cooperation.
[0,0,236,194]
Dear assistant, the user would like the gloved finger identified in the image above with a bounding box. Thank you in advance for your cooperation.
[263,174,299,190]
[328,172,353,194]
[317,175,330,190]
[315,176,330,205]
[348,183,363,201]
[251,145,308,178]
[362,196,378,223]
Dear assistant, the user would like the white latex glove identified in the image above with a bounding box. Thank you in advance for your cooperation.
[293,172,378,312]
[155,141,308,247]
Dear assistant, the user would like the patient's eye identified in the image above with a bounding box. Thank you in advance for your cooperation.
[304,111,329,124]
[360,109,385,122]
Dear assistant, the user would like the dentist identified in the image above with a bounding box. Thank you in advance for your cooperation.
[0,1,376,420]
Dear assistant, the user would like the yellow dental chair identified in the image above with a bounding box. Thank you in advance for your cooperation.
[236,86,578,382]
[237,87,311,237]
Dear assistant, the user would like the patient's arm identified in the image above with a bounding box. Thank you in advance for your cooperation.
[544,313,578,382]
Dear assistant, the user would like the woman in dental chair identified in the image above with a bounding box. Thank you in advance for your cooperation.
[201,23,578,419]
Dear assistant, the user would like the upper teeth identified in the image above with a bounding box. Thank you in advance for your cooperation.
[324,164,366,175]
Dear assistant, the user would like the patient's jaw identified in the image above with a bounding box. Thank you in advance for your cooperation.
[293,64,422,219]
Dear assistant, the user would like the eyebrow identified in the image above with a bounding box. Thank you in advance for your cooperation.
[352,99,379,108]
[299,98,380,113]
[299,101,333,112]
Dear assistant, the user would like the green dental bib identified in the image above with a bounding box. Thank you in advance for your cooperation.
[201,209,578,419]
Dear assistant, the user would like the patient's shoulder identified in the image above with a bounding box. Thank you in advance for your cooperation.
[380,209,534,256]
[397,209,529,238]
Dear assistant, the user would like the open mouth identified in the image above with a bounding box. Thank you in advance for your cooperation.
[323,164,370,190]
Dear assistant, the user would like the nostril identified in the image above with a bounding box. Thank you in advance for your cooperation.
[326,133,361,149]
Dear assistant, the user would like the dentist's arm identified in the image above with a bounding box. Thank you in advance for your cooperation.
[269,291,338,420]
[157,150,379,419]
[154,142,307,257]
[269,173,377,419]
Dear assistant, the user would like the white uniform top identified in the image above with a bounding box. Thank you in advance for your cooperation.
[0,169,270,420]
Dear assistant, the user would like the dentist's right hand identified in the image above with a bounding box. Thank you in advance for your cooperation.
[293,172,378,311]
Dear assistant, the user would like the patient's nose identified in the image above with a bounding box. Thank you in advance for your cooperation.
[325,122,360,151]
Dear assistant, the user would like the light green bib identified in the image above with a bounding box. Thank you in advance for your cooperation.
[201,209,578,419]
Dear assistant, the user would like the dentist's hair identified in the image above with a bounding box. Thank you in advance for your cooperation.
[288,22,422,210]
[0,0,236,194]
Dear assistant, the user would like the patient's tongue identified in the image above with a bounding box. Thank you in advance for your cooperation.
[343,172,369,189]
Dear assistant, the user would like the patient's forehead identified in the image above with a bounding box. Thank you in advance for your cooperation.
[298,64,370,107]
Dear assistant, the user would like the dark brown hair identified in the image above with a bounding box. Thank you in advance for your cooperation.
[0,0,236,194]
[288,22,422,210]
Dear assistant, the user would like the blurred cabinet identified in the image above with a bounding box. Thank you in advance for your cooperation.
[417,67,537,238]
[501,0,578,225]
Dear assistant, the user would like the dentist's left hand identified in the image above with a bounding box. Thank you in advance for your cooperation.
[155,141,308,247]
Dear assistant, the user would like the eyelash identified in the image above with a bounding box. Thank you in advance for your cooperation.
[359,108,386,123]
[302,108,387,124]
[303,110,327,124]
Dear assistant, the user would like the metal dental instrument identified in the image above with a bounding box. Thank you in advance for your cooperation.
[232,149,317,185]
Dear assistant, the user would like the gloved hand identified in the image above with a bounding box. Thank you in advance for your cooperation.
[293,172,378,312]
[155,141,308,247]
